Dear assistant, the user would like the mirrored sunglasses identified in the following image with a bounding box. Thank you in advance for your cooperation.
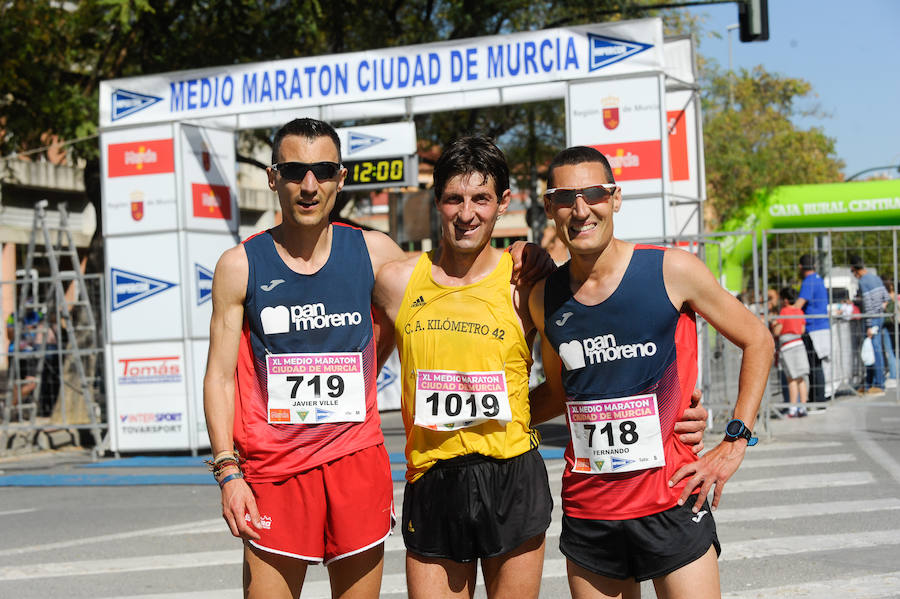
[544,184,618,206]
[271,161,342,182]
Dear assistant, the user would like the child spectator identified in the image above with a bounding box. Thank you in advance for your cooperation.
[773,287,810,417]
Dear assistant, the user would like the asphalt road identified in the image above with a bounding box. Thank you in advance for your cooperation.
[1,394,899,598]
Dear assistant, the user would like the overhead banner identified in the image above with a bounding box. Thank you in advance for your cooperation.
[99,19,664,128]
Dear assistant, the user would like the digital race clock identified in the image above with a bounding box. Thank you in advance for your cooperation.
[342,155,415,190]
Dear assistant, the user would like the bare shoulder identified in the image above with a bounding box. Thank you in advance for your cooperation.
[213,244,248,303]
[362,229,406,275]
[373,253,420,316]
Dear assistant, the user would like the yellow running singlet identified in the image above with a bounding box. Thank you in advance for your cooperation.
[395,251,538,482]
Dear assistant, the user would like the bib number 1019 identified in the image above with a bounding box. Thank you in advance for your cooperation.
[424,391,501,419]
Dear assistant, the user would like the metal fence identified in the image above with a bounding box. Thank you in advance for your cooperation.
[1,273,107,455]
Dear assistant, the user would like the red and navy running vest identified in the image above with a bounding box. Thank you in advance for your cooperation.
[543,246,699,520]
[234,224,383,482]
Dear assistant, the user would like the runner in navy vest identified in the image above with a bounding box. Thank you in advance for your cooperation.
[528,146,773,599]
[203,118,406,599]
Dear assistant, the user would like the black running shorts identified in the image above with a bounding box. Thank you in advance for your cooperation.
[402,448,553,562]
[560,497,721,582]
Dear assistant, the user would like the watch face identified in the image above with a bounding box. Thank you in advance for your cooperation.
[726,420,743,436]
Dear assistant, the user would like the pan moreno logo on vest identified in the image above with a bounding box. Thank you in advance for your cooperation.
[559,333,656,371]
[260,302,362,335]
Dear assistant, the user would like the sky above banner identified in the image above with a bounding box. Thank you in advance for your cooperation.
[99,19,665,129]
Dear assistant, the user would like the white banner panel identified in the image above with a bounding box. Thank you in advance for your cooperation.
[336,122,416,159]
[376,349,402,411]
[111,341,189,451]
[101,124,178,235]
[107,233,184,342]
[180,125,239,233]
[99,19,664,128]
[665,89,699,200]
[615,197,666,241]
[185,232,237,338]
[190,339,211,448]
[568,76,665,196]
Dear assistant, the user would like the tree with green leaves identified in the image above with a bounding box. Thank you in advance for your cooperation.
[701,64,845,228]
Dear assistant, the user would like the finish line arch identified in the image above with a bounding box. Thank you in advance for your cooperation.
[98,18,706,452]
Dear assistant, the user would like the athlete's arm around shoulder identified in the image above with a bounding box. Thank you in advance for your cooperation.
[527,278,568,425]
[664,249,774,511]
[362,230,407,369]
[202,245,261,541]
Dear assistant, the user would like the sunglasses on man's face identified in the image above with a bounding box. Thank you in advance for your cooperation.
[271,161,342,182]
[544,184,618,207]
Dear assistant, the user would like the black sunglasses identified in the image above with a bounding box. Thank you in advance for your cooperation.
[271,161,342,182]
[544,184,618,207]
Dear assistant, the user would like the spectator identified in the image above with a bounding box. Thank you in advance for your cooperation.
[772,287,809,417]
[880,277,897,388]
[850,256,891,394]
[792,254,829,402]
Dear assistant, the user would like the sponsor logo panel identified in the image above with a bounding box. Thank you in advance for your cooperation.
[591,140,662,182]
[117,355,183,385]
[191,183,232,220]
[107,139,175,178]
[194,263,214,305]
[559,333,657,371]
[587,33,653,72]
[111,89,162,121]
[111,268,177,311]
[348,131,386,154]
[667,110,689,182]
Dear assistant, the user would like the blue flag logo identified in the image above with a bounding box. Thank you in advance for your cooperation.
[194,263,214,306]
[111,268,177,311]
[587,34,653,72]
[111,89,162,121]
[316,408,333,421]
[348,131,386,154]
[611,456,635,470]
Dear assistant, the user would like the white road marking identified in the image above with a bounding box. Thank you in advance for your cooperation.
[0,508,37,517]
[726,471,873,493]
[0,518,223,557]
[738,453,856,468]
[722,571,900,599]
[6,523,900,583]
[742,441,843,453]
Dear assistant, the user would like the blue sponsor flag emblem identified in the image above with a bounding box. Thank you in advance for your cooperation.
[348,131,386,154]
[376,364,397,392]
[111,89,163,121]
[194,263,214,305]
[586,34,653,72]
[611,456,635,470]
[111,268,177,311]
[316,408,333,421]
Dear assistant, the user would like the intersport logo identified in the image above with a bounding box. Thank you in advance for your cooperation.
[260,302,362,335]
[559,333,656,371]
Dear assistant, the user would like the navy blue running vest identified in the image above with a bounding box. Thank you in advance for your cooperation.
[243,225,374,358]
[543,247,692,402]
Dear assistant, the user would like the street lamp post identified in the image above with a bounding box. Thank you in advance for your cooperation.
[727,23,739,110]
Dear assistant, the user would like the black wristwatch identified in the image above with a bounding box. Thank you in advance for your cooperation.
[724,419,758,446]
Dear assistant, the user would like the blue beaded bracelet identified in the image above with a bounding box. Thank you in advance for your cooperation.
[218,472,244,488]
